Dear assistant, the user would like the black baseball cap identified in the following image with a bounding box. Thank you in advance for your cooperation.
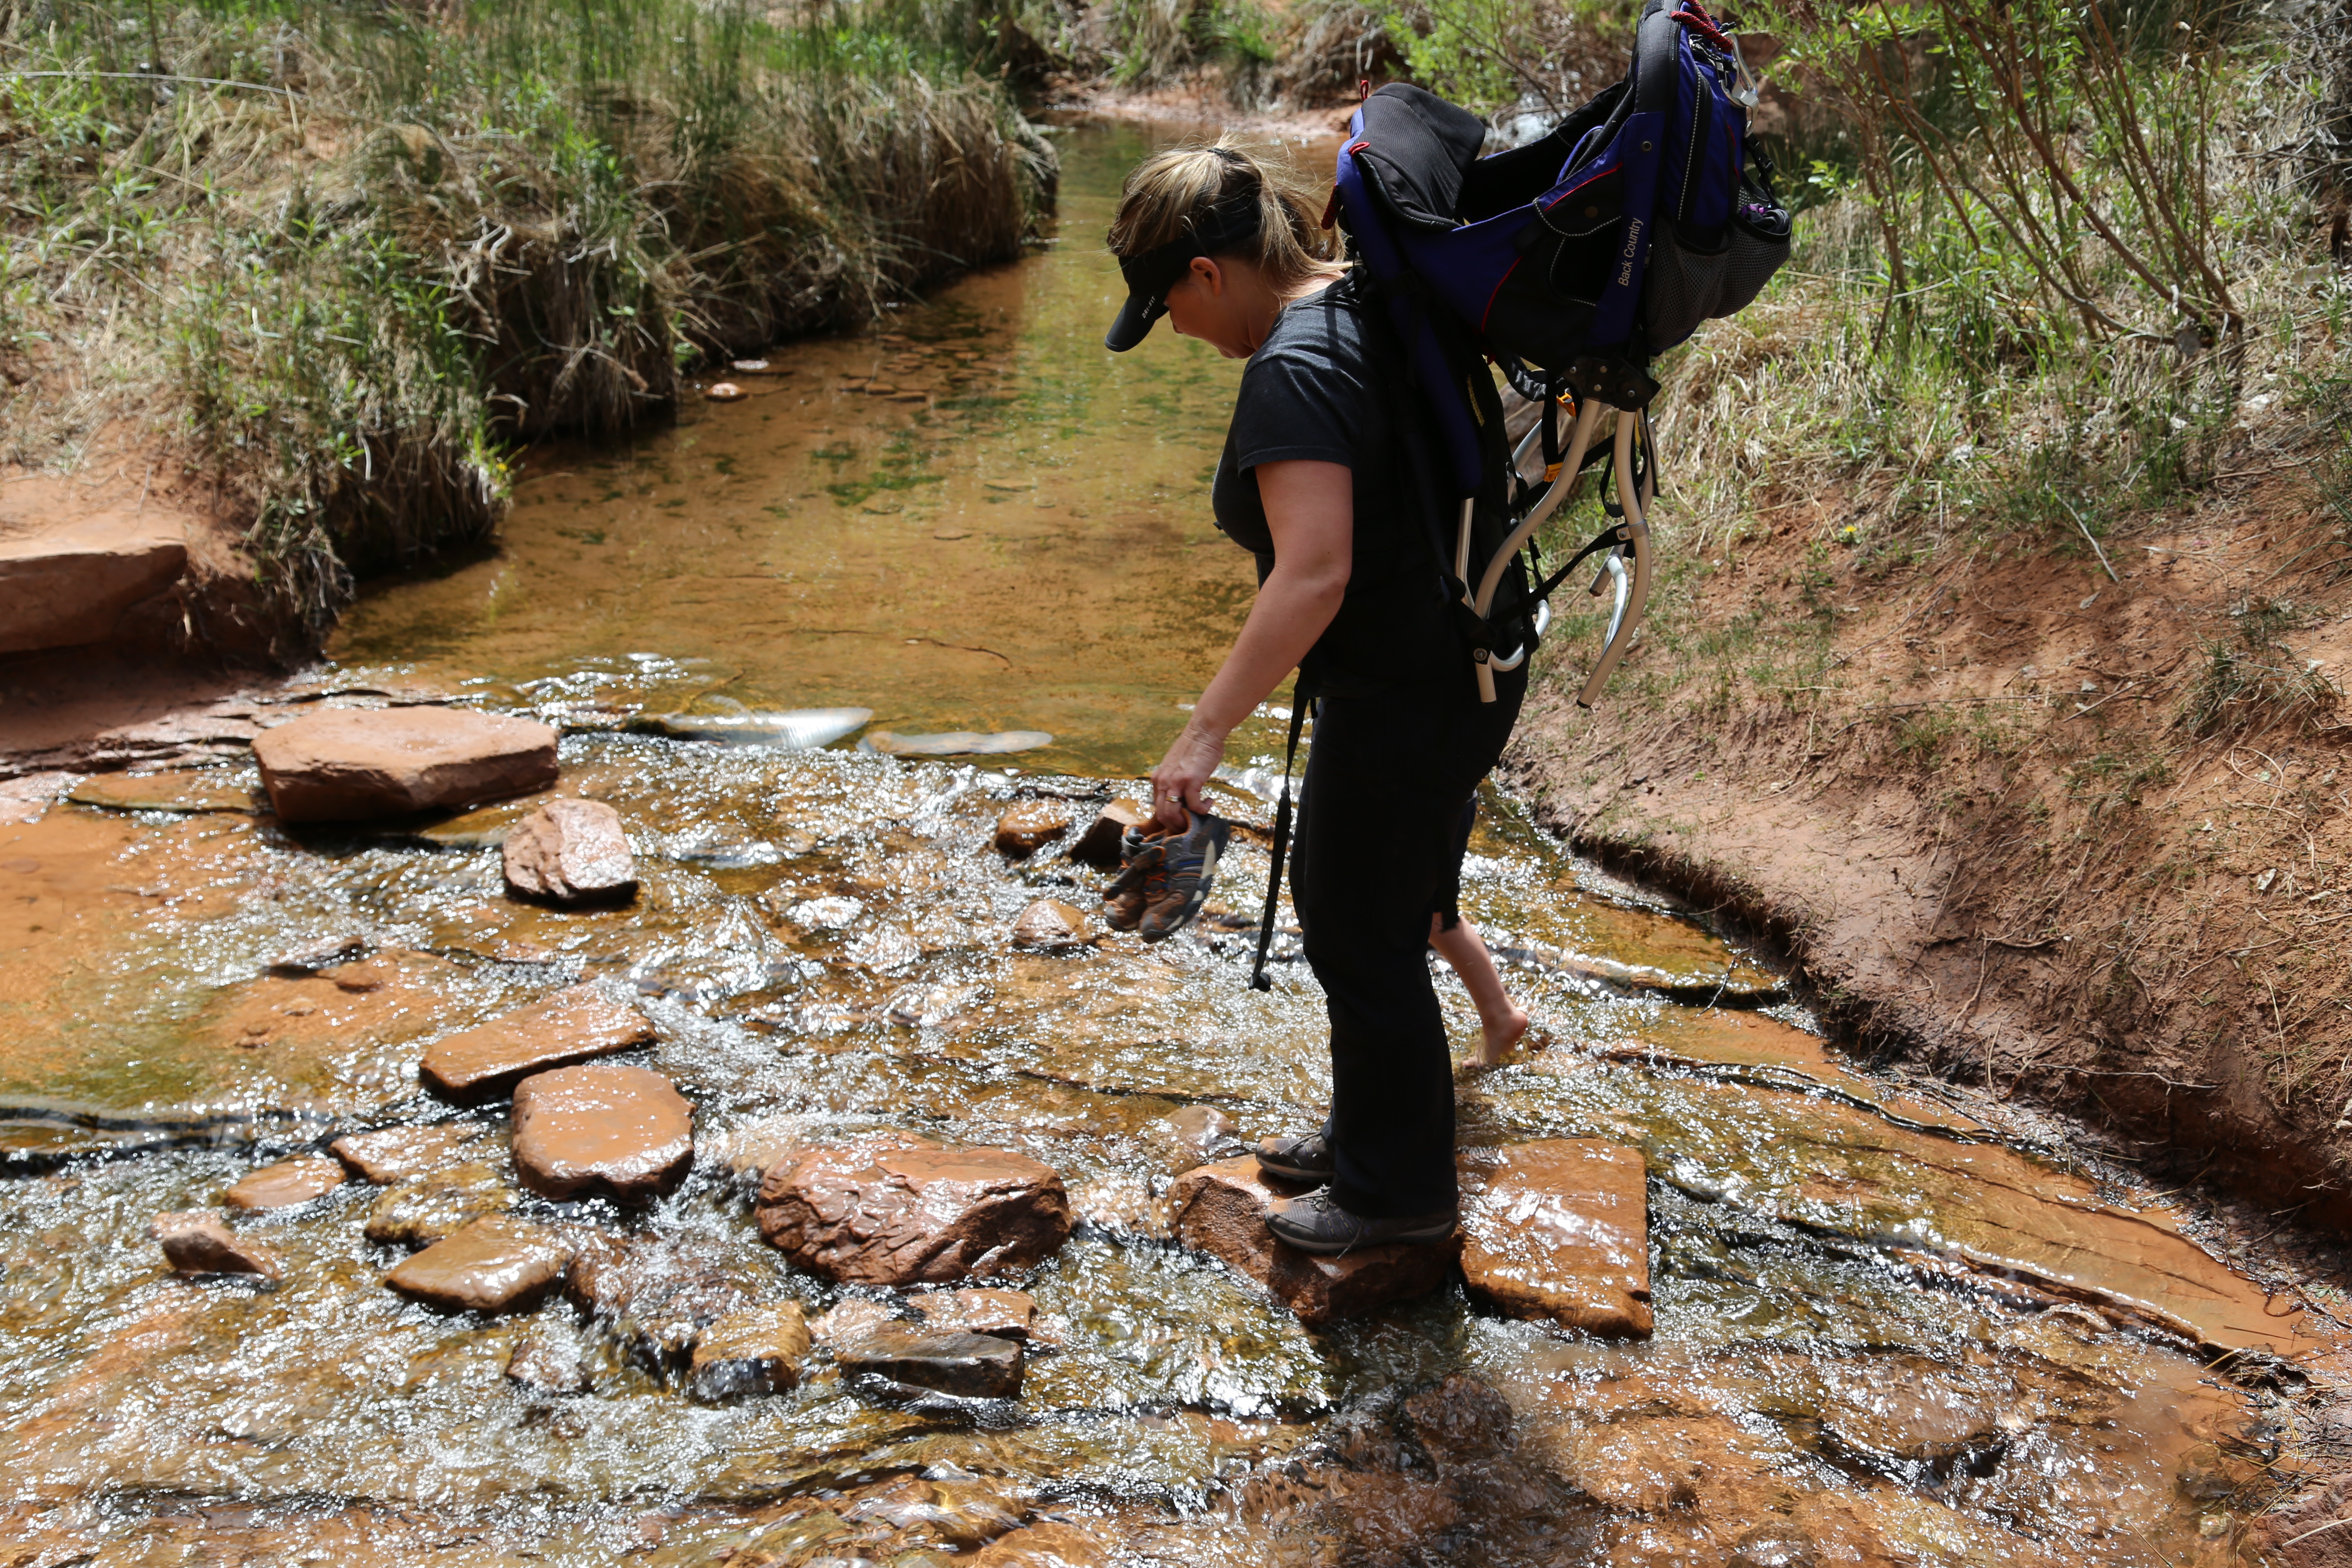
[1103,189,1264,352]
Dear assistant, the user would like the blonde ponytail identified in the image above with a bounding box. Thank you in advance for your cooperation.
[1106,138,1344,296]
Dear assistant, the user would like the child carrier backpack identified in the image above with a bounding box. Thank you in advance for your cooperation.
[1330,0,1791,707]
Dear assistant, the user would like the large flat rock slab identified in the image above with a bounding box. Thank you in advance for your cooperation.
[383,1217,571,1313]
[1457,1140,1652,1338]
[419,983,654,1101]
[0,509,187,654]
[511,1063,692,1202]
[1167,1158,1453,1327]
[502,797,637,904]
[836,1322,1024,1399]
[252,706,557,823]
[756,1135,1071,1286]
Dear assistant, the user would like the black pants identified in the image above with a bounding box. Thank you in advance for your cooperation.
[1289,662,1525,1217]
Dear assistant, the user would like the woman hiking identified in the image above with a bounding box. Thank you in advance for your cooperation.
[1102,139,1528,1253]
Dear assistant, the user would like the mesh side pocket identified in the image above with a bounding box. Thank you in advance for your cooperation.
[1713,205,1791,320]
[1642,226,1729,350]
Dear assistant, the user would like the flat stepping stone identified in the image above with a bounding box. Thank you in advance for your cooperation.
[0,508,187,654]
[756,1134,1070,1287]
[688,1302,812,1400]
[331,1123,474,1184]
[993,801,1071,855]
[224,1156,348,1212]
[151,1210,281,1280]
[67,772,255,814]
[635,707,871,747]
[511,1063,693,1203]
[908,1287,1037,1342]
[384,1217,571,1313]
[836,1322,1023,1399]
[1166,1158,1452,1326]
[420,983,654,1101]
[502,798,637,905]
[253,706,557,823]
[858,730,1052,757]
[1456,1139,1652,1338]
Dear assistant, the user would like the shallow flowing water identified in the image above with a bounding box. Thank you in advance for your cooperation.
[0,121,2332,1565]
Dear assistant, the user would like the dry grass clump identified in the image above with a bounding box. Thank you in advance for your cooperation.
[0,0,1053,643]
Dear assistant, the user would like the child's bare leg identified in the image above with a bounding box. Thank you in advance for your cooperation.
[1429,913,1530,1064]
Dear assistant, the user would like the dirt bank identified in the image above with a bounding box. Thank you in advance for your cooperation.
[1506,451,2352,1247]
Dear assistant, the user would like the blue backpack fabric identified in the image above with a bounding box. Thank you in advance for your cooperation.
[1326,0,1789,698]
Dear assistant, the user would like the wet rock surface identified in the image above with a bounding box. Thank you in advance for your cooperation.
[502,797,637,904]
[1069,799,1147,869]
[836,1321,1025,1399]
[511,1063,693,1202]
[565,1234,761,1371]
[1011,898,1091,951]
[419,983,655,1101]
[992,801,1070,856]
[1456,1139,1652,1338]
[1166,1158,1454,1326]
[507,1318,595,1395]
[384,1217,572,1312]
[251,705,558,822]
[363,1161,515,1247]
[910,1286,1037,1341]
[224,1156,349,1211]
[331,1123,475,1184]
[756,1135,1072,1286]
[151,1211,281,1279]
[687,1302,810,1400]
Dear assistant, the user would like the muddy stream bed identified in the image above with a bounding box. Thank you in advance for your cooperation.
[0,122,2339,1565]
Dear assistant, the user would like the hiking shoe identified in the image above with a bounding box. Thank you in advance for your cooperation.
[1255,1130,1335,1183]
[1138,808,1229,943]
[1100,822,1164,933]
[1266,1185,1458,1254]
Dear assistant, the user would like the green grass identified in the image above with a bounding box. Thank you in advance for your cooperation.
[0,0,1053,641]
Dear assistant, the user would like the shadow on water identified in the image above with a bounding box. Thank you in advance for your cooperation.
[0,121,2331,1565]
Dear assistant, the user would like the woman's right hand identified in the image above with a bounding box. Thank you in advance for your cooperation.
[1149,720,1227,830]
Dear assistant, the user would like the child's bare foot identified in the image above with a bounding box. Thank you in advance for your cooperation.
[1476,1006,1531,1066]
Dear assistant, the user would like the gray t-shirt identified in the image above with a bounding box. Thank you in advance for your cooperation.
[1210,275,1459,695]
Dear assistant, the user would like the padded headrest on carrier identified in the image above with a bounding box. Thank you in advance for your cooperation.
[1349,85,1487,235]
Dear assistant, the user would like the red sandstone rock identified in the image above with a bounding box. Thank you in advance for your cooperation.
[1166,1158,1453,1326]
[224,1156,348,1211]
[507,1319,593,1394]
[0,509,188,655]
[511,1063,693,1202]
[908,1287,1037,1341]
[836,1322,1025,1398]
[502,797,637,904]
[363,1161,515,1247]
[384,1217,571,1313]
[565,1234,756,1369]
[1457,1139,1653,1338]
[419,983,654,1101]
[1069,799,1147,869]
[252,705,557,823]
[331,1123,472,1184]
[151,1210,282,1280]
[756,1135,1071,1286]
[1012,899,1090,951]
[688,1302,811,1400]
[973,1521,1110,1568]
[993,801,1072,856]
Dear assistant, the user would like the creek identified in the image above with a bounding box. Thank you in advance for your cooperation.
[0,120,2330,1565]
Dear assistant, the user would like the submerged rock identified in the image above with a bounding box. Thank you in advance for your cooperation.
[385,1217,571,1313]
[331,1122,474,1184]
[635,707,871,748]
[507,1317,594,1395]
[566,1234,760,1371]
[860,729,1054,757]
[1166,1158,1452,1327]
[972,1521,1109,1568]
[756,1134,1072,1287]
[908,1287,1037,1342]
[1069,798,1147,869]
[1155,1104,1238,1162]
[511,1063,694,1203]
[993,801,1071,855]
[419,983,655,1101]
[363,1162,516,1247]
[688,1302,811,1400]
[707,382,746,402]
[1011,899,1091,951]
[67,772,255,814]
[836,1322,1024,1399]
[152,1210,282,1280]
[252,706,558,823]
[1456,1139,1652,1338]
[224,1156,349,1212]
[501,798,637,905]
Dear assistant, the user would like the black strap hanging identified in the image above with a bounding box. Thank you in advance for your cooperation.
[1248,695,1312,992]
